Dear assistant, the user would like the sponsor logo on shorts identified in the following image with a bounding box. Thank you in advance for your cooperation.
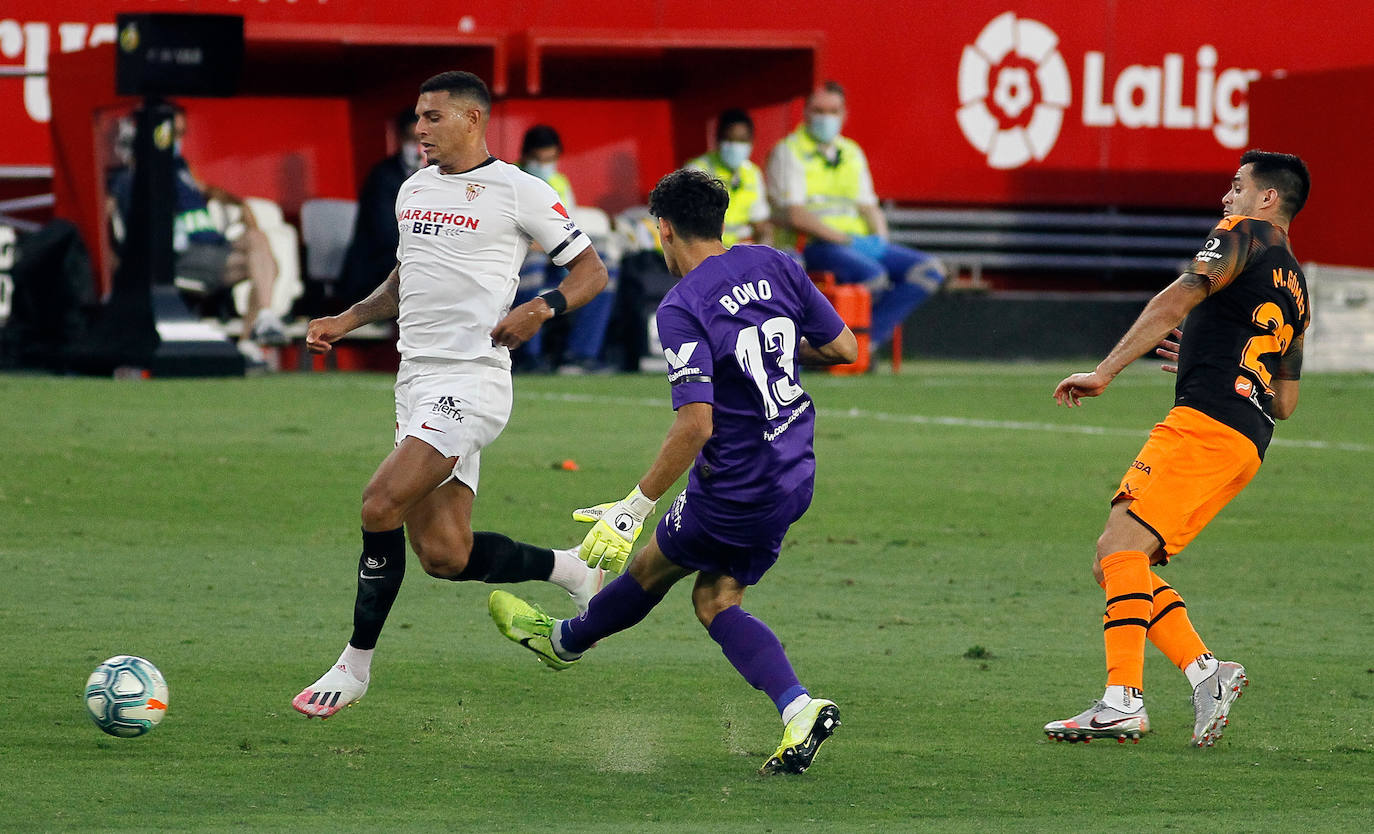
[667,492,686,533]
[432,396,464,421]
[421,421,445,432]
[1130,459,1151,474]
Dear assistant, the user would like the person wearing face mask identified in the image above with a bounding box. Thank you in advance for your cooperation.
[336,110,425,312]
[518,124,577,210]
[767,81,945,353]
[514,125,616,374]
[685,109,773,248]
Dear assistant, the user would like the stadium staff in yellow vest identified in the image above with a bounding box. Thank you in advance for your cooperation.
[685,108,773,248]
[767,81,944,349]
[515,124,616,372]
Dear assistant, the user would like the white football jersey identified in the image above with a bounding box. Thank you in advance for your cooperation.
[392,158,590,364]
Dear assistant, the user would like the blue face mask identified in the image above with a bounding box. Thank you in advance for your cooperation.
[400,142,424,172]
[717,141,752,170]
[807,113,842,144]
[524,160,557,182]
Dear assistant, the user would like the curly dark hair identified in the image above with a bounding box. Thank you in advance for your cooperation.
[648,168,729,242]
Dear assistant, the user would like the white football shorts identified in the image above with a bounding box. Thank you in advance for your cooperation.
[394,358,513,493]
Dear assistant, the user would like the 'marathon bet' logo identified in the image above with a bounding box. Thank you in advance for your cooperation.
[956,11,1071,170]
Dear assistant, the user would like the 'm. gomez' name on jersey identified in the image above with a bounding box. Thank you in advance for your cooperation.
[393,158,589,365]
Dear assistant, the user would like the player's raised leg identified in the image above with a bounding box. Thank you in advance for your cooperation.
[1191,660,1248,747]
[406,478,604,613]
[293,437,455,718]
[1142,572,1249,745]
[490,533,687,667]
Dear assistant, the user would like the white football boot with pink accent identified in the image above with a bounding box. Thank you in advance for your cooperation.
[292,661,368,719]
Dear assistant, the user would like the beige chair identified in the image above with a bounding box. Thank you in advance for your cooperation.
[208,196,303,319]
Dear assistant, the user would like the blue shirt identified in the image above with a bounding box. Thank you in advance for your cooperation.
[656,244,846,504]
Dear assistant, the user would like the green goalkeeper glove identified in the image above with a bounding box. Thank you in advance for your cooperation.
[571,486,657,573]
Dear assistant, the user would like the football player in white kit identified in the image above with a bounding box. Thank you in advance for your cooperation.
[292,71,611,718]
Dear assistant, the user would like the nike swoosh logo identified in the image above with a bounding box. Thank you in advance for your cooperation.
[359,571,385,580]
[421,421,444,432]
[1088,716,1138,729]
[1212,681,1224,700]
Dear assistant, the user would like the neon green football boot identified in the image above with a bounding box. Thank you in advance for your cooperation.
[488,590,579,671]
[760,698,841,774]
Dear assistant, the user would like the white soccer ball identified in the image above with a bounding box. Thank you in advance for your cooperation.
[84,655,169,738]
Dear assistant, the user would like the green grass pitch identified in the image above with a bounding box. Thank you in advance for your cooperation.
[2,362,1371,832]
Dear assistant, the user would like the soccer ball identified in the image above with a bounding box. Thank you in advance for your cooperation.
[84,656,169,738]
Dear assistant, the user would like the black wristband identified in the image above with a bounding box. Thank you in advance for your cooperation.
[539,289,568,316]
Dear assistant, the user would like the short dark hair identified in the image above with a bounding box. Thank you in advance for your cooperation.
[392,109,418,135]
[715,108,754,141]
[1240,149,1310,219]
[810,79,846,103]
[648,168,729,242]
[521,124,562,157]
[419,71,491,110]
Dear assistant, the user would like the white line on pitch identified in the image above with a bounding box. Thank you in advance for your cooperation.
[522,391,1372,454]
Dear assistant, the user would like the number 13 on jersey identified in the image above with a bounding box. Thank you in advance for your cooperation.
[735,317,805,419]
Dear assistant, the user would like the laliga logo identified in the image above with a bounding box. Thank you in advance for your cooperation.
[957,12,1071,170]
[959,12,1262,169]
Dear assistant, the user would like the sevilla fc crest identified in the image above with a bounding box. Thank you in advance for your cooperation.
[465,183,485,201]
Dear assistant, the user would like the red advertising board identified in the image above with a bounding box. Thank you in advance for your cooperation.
[4,1,1371,211]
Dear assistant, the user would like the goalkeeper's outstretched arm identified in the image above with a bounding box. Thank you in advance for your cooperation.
[573,402,713,571]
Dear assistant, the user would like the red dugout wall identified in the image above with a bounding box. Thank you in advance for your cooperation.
[3,0,1371,273]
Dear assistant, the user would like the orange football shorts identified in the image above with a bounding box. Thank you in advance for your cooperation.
[1113,406,1261,557]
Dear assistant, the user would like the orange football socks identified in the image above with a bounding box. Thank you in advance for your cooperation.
[1145,571,1210,670]
[1100,550,1152,691]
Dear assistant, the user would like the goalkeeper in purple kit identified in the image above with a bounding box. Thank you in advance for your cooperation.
[489,168,857,774]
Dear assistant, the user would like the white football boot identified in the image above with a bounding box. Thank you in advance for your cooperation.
[1191,661,1248,747]
[567,562,606,616]
[1044,700,1150,743]
[292,660,368,719]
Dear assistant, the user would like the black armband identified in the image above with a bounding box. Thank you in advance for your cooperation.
[539,289,568,316]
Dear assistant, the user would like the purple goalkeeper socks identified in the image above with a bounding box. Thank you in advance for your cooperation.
[708,605,807,715]
[559,573,665,655]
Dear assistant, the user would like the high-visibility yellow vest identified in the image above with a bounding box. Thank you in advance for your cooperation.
[685,152,766,248]
[776,125,869,249]
[546,171,576,208]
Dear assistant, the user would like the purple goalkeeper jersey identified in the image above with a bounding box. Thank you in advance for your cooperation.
[656,244,846,505]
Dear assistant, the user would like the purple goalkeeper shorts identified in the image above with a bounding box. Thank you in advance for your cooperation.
[653,476,814,586]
